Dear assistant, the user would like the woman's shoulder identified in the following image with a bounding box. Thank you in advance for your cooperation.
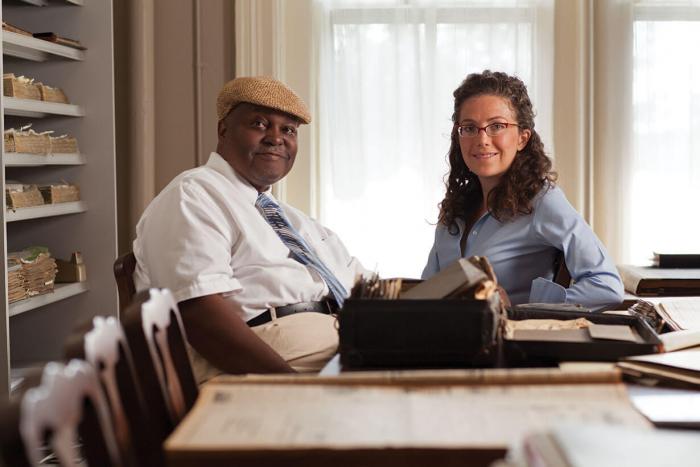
[531,183,580,221]
[533,183,569,208]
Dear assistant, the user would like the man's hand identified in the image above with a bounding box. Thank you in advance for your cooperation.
[179,294,295,374]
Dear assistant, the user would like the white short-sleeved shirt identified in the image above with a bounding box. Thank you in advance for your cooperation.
[133,152,368,322]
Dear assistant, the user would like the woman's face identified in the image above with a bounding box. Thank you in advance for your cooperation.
[457,94,531,190]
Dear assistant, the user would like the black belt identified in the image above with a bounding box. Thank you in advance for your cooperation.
[247,299,339,327]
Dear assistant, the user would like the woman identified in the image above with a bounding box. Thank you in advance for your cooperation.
[422,70,623,311]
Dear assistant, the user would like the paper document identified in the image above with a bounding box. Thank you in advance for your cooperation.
[660,329,700,352]
[167,382,650,454]
[657,299,700,330]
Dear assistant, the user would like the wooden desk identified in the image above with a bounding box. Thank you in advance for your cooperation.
[164,368,650,467]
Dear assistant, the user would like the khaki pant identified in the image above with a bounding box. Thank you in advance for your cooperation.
[252,311,339,372]
[191,312,339,383]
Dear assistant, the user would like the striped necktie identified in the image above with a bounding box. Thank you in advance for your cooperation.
[256,192,347,307]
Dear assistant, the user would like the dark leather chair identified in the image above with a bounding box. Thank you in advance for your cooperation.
[553,250,572,288]
[65,316,165,467]
[121,288,199,443]
[0,360,122,467]
[114,251,137,313]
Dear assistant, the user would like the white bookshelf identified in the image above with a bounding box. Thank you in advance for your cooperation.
[0,0,117,396]
[9,281,88,317]
[5,200,86,222]
[15,0,82,7]
[2,30,84,61]
[3,96,84,117]
[4,152,85,166]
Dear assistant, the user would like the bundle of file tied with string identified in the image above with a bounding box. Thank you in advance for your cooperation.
[338,256,502,369]
[7,247,57,304]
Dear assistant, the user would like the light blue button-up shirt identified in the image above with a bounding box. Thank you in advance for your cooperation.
[421,185,624,311]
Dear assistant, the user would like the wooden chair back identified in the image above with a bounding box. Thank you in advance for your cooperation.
[14,360,121,467]
[0,400,30,467]
[122,289,199,442]
[114,252,137,313]
[65,316,165,467]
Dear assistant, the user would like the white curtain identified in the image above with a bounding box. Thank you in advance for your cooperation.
[314,0,554,277]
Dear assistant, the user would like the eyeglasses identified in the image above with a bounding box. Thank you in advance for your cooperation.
[457,122,520,138]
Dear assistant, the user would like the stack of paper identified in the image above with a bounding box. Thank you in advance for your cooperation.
[618,347,700,387]
[7,263,26,303]
[166,378,649,466]
[656,299,700,331]
[7,247,57,301]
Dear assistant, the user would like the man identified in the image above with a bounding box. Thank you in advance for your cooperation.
[133,76,367,382]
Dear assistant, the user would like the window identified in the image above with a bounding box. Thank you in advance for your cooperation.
[316,0,554,276]
[628,2,700,263]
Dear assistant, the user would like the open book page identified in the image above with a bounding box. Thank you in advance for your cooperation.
[619,347,700,386]
[657,299,700,330]
[660,329,700,352]
[166,382,649,453]
[625,347,700,372]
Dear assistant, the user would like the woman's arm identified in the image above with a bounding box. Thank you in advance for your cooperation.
[530,187,624,311]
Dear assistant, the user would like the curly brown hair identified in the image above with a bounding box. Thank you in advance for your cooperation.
[438,70,556,234]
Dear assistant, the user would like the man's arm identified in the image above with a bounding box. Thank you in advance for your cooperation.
[178,294,295,374]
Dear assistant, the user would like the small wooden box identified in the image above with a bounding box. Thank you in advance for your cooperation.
[6,185,45,210]
[4,131,51,154]
[39,84,69,104]
[49,135,79,154]
[39,184,80,204]
[3,75,41,100]
[55,252,87,283]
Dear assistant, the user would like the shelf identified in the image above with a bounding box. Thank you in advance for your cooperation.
[3,31,84,61]
[4,152,85,166]
[14,0,82,5]
[9,282,89,317]
[6,200,86,222]
[3,97,84,118]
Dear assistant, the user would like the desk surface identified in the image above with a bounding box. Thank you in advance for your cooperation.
[165,368,651,467]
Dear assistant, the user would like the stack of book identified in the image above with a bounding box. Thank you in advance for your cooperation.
[3,73,70,104]
[7,247,57,302]
[5,182,44,210]
[4,124,80,155]
[7,263,26,303]
[6,180,81,210]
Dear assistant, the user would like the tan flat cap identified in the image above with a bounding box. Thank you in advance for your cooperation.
[216,76,311,123]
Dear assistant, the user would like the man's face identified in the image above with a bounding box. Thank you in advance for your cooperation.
[217,103,300,192]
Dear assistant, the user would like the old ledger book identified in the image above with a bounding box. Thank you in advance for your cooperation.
[653,252,700,269]
[618,347,700,387]
[617,264,700,296]
[655,298,700,332]
[165,380,649,467]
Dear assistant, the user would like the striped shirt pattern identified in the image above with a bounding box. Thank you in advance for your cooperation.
[256,193,347,306]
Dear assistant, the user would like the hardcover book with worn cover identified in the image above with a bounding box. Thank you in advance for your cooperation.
[618,264,700,296]
[653,252,700,268]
